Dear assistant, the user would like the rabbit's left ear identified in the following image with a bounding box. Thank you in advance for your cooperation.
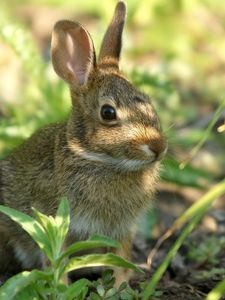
[51,20,96,86]
[98,1,126,69]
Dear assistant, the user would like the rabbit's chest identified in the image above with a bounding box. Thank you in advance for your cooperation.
[67,167,159,240]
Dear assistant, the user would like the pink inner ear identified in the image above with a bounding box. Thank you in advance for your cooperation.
[51,21,95,86]
[65,29,92,86]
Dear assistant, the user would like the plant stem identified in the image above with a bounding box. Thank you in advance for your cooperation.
[206,277,225,300]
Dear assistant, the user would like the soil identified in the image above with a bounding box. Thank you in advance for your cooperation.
[129,186,225,299]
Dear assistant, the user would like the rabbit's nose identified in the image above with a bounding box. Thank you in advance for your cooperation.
[140,138,167,161]
[148,138,167,161]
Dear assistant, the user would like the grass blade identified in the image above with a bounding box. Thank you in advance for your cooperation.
[147,178,225,267]
[143,178,225,300]
[206,278,225,300]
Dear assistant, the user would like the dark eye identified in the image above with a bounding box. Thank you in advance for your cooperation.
[100,105,117,121]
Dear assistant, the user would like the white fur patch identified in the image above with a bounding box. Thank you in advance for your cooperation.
[70,214,101,237]
[80,151,155,171]
[69,143,154,171]
[70,214,129,240]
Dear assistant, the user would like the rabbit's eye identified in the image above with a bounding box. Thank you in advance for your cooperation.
[101,105,117,121]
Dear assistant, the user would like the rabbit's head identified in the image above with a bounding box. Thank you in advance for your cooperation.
[51,1,167,171]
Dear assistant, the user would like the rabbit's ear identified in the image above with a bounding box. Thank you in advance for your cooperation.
[51,21,96,86]
[98,1,126,69]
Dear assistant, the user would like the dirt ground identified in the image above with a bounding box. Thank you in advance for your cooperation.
[130,186,225,299]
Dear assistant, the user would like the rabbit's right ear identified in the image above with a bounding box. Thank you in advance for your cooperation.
[51,21,96,86]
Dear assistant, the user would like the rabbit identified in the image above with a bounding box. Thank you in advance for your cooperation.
[0,1,167,285]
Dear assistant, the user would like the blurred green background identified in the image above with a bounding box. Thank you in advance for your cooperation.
[0,0,225,190]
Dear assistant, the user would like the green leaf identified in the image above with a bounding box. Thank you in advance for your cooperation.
[0,270,50,300]
[32,208,57,259]
[89,292,102,300]
[55,198,70,254]
[118,282,127,292]
[89,235,121,248]
[55,197,70,235]
[97,284,105,297]
[61,253,143,276]
[77,287,88,300]
[33,198,70,260]
[102,269,115,285]
[63,279,90,300]
[0,205,52,259]
[56,235,120,266]
[33,208,56,235]
[14,285,41,300]
[105,287,117,297]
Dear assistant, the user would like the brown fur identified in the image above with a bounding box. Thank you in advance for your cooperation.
[0,1,167,284]
[98,1,126,67]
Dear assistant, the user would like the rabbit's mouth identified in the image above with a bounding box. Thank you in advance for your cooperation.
[83,152,157,171]
[69,140,166,171]
[71,147,158,171]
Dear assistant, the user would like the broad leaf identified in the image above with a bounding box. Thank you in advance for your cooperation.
[0,205,52,259]
[55,197,70,248]
[55,197,70,234]
[14,286,41,300]
[63,279,90,300]
[56,235,120,266]
[32,208,58,256]
[33,198,70,260]
[61,253,143,276]
[0,270,50,300]
[89,235,121,247]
